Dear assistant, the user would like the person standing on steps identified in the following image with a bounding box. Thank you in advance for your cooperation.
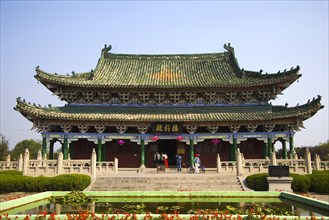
[162,153,169,168]
[176,154,182,172]
[200,164,206,174]
[194,154,201,173]
[154,152,161,166]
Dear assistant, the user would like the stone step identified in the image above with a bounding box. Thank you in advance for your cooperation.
[91,185,243,189]
[89,173,243,191]
[94,179,239,183]
[91,184,243,189]
[93,181,240,185]
[95,176,238,180]
[94,180,239,185]
[95,174,238,178]
[91,186,243,191]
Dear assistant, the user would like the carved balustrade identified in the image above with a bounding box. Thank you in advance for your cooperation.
[319,161,329,170]
[219,161,236,173]
[96,160,118,174]
[0,150,117,177]
[0,161,19,170]
[243,159,270,173]
[62,159,91,175]
[1,152,328,176]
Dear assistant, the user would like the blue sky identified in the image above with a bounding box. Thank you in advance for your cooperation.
[1,1,328,149]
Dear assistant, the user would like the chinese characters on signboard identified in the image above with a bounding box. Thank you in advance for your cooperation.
[152,122,182,133]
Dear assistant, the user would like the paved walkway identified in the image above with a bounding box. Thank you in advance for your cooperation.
[300,192,329,202]
[0,192,36,203]
[1,191,328,203]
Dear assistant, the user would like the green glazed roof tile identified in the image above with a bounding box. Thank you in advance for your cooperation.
[34,45,301,89]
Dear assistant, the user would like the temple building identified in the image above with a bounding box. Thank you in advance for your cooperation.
[15,43,323,169]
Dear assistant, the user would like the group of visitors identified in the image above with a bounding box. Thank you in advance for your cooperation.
[154,152,205,173]
[153,152,169,168]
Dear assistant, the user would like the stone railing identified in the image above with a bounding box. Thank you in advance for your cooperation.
[2,148,328,177]
[95,161,118,175]
[0,160,22,171]
[318,160,329,170]
[216,148,329,176]
[0,148,118,177]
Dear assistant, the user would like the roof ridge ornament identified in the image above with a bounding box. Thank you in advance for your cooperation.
[101,44,112,58]
[223,43,235,57]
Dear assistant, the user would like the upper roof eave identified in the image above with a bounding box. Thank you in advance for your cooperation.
[34,66,301,90]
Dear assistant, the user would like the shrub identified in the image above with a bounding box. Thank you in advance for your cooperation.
[0,170,23,175]
[246,173,269,191]
[312,170,329,175]
[290,173,311,193]
[0,172,91,193]
[24,176,52,192]
[308,170,329,194]
[0,171,25,193]
[0,175,22,193]
[51,174,91,191]
[246,173,311,193]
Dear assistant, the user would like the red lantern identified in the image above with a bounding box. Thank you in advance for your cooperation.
[152,136,158,141]
[176,135,183,141]
[211,139,221,145]
[118,139,125,145]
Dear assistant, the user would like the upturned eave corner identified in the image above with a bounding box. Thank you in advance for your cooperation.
[283,95,324,118]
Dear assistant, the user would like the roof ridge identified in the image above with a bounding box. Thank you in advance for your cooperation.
[104,52,226,61]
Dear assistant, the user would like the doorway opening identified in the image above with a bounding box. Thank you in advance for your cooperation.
[157,140,177,166]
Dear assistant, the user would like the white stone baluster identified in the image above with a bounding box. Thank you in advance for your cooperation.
[217,154,221,173]
[315,154,321,170]
[57,152,63,175]
[91,148,97,177]
[23,148,29,175]
[305,148,312,174]
[236,149,242,176]
[114,157,118,173]
[270,152,277,165]
[18,154,23,171]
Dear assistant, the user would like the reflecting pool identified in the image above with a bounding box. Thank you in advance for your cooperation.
[3,197,328,217]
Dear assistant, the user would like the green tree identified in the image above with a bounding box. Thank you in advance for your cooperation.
[0,134,10,161]
[10,139,42,160]
[317,140,329,160]
[276,140,329,160]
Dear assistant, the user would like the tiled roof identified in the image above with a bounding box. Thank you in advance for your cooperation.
[34,45,301,89]
[14,96,323,124]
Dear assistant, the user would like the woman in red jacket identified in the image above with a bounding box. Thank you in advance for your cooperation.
[162,153,169,168]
